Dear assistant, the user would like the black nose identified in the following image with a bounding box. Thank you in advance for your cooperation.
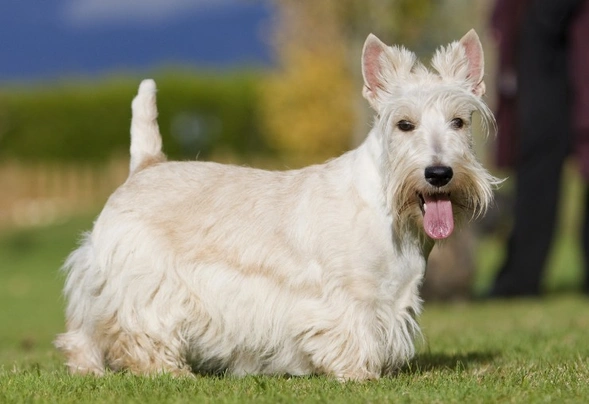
[424,166,453,187]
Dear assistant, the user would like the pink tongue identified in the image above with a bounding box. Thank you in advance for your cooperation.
[423,194,454,239]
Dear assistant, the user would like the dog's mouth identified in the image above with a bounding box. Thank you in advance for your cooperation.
[418,193,454,240]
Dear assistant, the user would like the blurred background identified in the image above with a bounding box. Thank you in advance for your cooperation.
[0,0,584,310]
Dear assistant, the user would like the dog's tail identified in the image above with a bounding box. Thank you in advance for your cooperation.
[129,79,166,175]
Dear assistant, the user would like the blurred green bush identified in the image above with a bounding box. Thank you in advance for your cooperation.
[0,71,269,162]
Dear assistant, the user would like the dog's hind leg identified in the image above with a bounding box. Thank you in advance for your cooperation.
[103,330,193,377]
[54,329,105,375]
[55,242,107,375]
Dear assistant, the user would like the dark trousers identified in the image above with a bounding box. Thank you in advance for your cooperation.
[491,0,589,296]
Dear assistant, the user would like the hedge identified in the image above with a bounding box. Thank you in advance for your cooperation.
[0,71,269,163]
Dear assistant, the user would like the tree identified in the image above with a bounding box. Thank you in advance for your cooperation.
[259,1,354,164]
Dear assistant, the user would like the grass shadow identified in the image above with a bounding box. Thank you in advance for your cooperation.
[403,350,499,374]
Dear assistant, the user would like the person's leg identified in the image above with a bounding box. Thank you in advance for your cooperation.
[583,186,589,294]
[491,149,567,296]
[489,0,573,297]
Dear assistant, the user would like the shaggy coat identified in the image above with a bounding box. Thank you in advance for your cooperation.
[55,30,498,381]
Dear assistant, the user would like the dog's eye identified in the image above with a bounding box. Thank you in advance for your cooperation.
[397,120,415,132]
[451,117,464,129]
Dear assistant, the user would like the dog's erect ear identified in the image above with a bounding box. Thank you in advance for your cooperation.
[362,34,416,109]
[459,29,485,97]
[362,34,387,108]
[432,29,486,97]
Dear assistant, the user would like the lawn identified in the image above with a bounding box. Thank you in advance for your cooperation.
[1,212,587,403]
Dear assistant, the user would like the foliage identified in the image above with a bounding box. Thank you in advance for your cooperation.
[259,1,355,163]
[0,1,492,166]
[260,47,354,162]
[0,72,266,163]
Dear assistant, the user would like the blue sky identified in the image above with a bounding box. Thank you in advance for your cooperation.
[0,0,273,82]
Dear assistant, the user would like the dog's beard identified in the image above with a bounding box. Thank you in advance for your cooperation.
[392,174,490,241]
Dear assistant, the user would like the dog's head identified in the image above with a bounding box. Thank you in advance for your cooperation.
[361,30,500,240]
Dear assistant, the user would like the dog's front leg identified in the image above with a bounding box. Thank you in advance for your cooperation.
[296,307,385,381]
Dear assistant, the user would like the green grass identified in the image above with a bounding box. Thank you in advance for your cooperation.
[1,214,588,403]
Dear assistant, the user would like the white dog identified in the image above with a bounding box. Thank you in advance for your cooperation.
[56,30,498,381]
